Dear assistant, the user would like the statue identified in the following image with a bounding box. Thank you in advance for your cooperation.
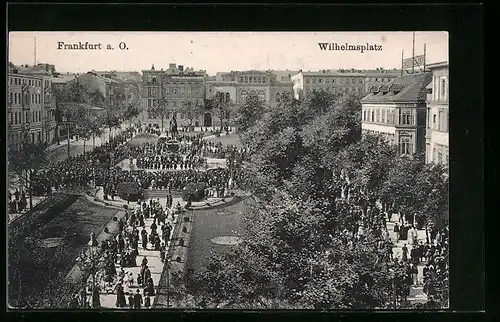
[170,116,178,140]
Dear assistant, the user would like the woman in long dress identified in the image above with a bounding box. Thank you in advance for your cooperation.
[115,282,126,308]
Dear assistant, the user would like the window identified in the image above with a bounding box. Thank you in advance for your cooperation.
[433,114,437,129]
[441,79,446,100]
[240,77,244,83]
[319,78,323,83]
[258,77,262,84]
[401,110,413,125]
[9,93,13,104]
[438,109,445,132]
[241,90,248,102]
[371,111,375,122]
[276,92,281,103]
[312,78,316,84]
[400,136,412,156]
[363,110,367,121]
[225,93,231,103]
[244,77,248,83]
[332,79,335,84]
[258,90,265,101]
[148,99,152,108]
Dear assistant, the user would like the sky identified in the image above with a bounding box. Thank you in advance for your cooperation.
[8,32,448,75]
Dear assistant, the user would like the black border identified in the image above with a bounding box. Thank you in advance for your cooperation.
[6,3,486,322]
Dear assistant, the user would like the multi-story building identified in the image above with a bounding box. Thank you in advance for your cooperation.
[95,71,142,108]
[8,71,45,147]
[9,63,59,144]
[141,63,206,127]
[207,70,294,104]
[425,62,449,165]
[363,68,402,93]
[291,69,365,100]
[67,72,127,109]
[360,72,432,157]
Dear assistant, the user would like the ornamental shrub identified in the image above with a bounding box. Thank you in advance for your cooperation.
[116,182,143,202]
[182,182,207,202]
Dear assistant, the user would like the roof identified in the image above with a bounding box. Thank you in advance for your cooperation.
[426,61,449,70]
[361,72,432,103]
[271,70,297,83]
[302,71,365,77]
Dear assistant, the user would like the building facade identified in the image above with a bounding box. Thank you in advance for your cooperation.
[207,70,294,105]
[8,72,45,147]
[291,70,365,100]
[360,72,432,157]
[141,64,206,128]
[425,62,449,165]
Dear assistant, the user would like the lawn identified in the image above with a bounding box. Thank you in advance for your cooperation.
[8,195,119,308]
[203,133,243,148]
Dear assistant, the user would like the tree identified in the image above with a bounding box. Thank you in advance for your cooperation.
[123,104,141,131]
[8,138,49,209]
[53,81,88,155]
[180,100,203,128]
[75,118,93,154]
[212,92,234,131]
[103,113,121,142]
[150,96,170,132]
[234,93,266,133]
[89,119,105,150]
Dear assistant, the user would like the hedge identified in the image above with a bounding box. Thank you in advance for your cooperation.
[116,182,144,202]
[182,182,207,202]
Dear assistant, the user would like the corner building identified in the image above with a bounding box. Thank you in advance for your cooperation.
[360,72,432,156]
[425,62,449,165]
[8,72,45,147]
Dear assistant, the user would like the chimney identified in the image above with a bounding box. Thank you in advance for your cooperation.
[179,65,184,72]
[169,63,176,68]
[151,64,155,70]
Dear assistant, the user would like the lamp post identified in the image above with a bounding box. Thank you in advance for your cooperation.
[165,255,170,307]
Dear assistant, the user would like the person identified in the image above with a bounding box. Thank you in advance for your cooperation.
[402,244,408,262]
[144,296,151,308]
[394,222,400,241]
[69,293,80,308]
[411,263,419,286]
[92,285,101,308]
[134,289,143,309]
[115,282,126,308]
[127,292,134,309]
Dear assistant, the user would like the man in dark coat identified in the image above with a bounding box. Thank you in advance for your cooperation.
[134,289,143,309]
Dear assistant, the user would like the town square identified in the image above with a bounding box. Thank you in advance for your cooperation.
[8,31,449,310]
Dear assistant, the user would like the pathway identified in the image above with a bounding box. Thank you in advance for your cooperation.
[386,212,428,304]
[83,193,184,309]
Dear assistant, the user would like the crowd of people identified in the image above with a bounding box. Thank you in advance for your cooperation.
[69,198,182,309]
[333,198,449,308]
[22,124,246,203]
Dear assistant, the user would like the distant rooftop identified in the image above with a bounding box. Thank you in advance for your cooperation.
[361,72,432,103]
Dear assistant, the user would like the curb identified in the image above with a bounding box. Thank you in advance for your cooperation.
[153,209,194,308]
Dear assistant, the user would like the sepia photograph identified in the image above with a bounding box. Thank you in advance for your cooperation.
[7,31,449,310]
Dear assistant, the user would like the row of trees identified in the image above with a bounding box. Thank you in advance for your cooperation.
[52,81,142,156]
[8,81,142,211]
[185,90,449,309]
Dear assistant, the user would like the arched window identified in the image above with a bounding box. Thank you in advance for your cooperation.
[225,92,230,103]
[250,90,256,97]
[258,90,265,101]
[241,90,248,102]
[275,92,281,102]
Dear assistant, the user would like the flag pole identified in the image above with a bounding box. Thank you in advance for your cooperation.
[412,32,415,74]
